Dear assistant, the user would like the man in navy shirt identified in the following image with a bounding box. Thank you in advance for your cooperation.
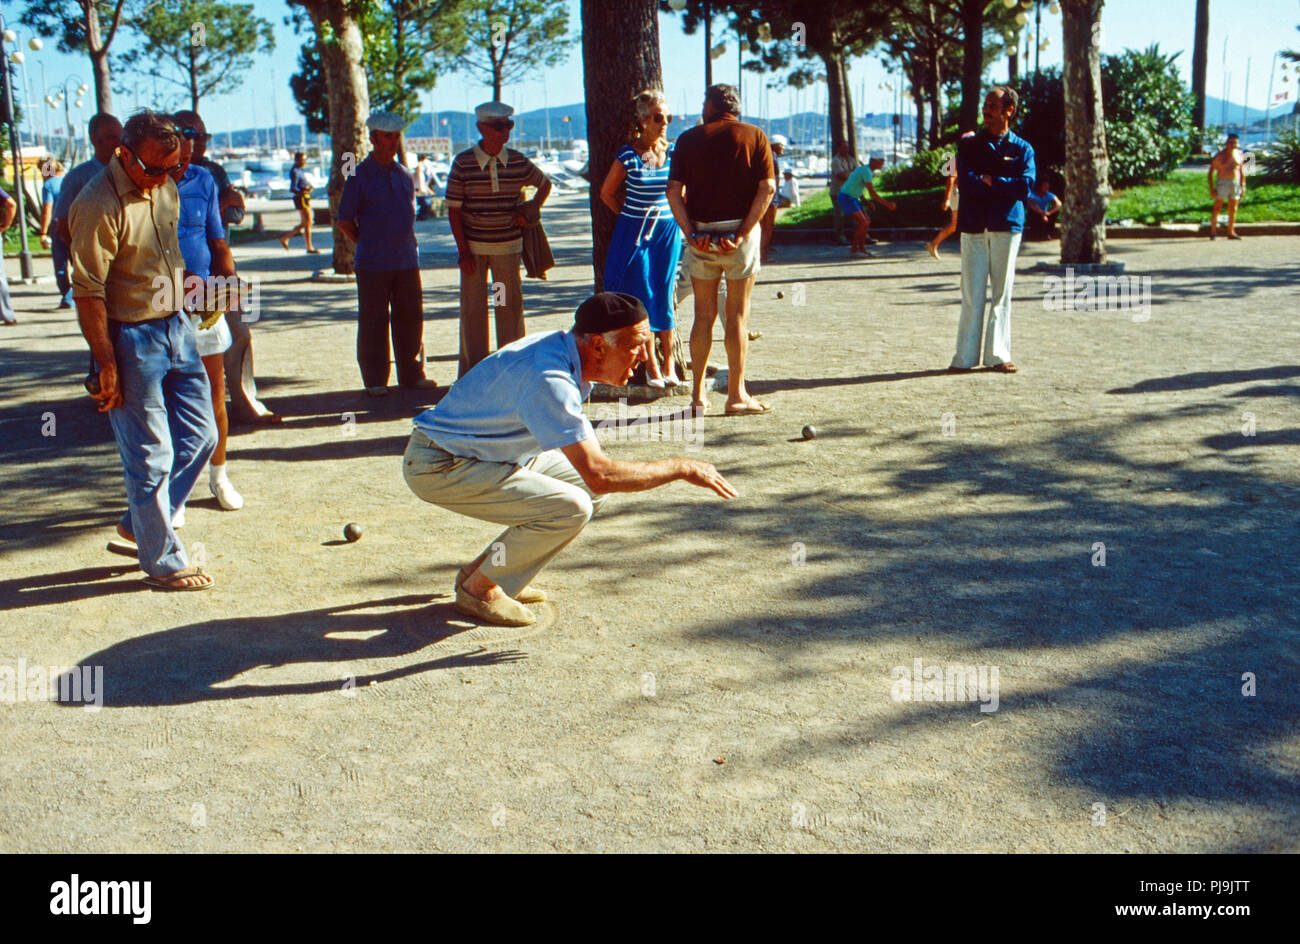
[949,86,1036,374]
[403,293,736,626]
[338,112,436,395]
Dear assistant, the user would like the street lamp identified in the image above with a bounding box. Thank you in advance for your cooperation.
[0,17,36,279]
[45,77,88,165]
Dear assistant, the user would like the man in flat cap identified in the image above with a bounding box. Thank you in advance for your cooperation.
[402,292,737,627]
[338,111,437,396]
[446,101,552,378]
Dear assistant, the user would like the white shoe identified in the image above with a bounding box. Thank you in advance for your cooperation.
[172,506,186,529]
[210,477,244,511]
[646,377,667,389]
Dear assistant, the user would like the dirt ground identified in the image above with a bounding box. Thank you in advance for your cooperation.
[2,192,1297,852]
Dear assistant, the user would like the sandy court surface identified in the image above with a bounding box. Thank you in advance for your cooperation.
[2,192,1297,852]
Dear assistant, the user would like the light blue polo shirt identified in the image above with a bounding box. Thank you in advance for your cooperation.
[54,157,105,222]
[413,330,594,464]
[175,164,223,278]
[842,164,874,201]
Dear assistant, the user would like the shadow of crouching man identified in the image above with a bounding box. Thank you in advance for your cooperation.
[53,594,525,708]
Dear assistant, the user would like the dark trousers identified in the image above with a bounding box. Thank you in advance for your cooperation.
[52,234,72,298]
[356,268,426,388]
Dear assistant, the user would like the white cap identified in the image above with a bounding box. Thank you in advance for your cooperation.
[366,112,406,133]
[475,101,514,121]
[771,134,789,147]
[869,150,886,161]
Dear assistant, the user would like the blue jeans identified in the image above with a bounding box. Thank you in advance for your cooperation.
[953,231,1021,368]
[107,314,217,577]
[0,244,14,322]
[51,234,72,299]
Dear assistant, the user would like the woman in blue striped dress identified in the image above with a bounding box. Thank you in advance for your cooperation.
[598,89,684,388]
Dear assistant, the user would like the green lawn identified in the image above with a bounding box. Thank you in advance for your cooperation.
[1108,169,1300,224]
[778,171,1300,229]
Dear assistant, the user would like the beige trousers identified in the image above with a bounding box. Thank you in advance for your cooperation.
[402,430,606,597]
[458,252,524,378]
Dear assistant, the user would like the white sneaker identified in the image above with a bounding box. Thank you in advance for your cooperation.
[172,506,186,529]
[211,476,244,511]
[646,377,667,389]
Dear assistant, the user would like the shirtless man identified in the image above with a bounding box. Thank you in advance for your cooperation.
[1208,133,1246,241]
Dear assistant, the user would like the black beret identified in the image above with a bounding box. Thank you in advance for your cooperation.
[574,292,648,335]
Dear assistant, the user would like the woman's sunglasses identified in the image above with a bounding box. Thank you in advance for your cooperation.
[649,113,673,124]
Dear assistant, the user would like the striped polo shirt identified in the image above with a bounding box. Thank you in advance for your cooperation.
[445,144,546,255]
[616,144,672,220]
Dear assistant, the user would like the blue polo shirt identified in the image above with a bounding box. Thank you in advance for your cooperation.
[54,157,105,222]
[412,330,594,464]
[1026,189,1058,214]
[42,175,64,208]
[956,129,1036,234]
[842,164,874,201]
[175,164,224,278]
[338,154,418,271]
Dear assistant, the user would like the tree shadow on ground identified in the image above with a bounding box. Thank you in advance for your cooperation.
[53,594,524,707]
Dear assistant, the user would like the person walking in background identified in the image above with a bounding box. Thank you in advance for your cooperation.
[598,89,684,389]
[1024,178,1062,241]
[69,111,217,590]
[0,187,16,326]
[949,87,1035,375]
[337,111,437,396]
[926,134,973,259]
[172,112,246,516]
[178,109,277,425]
[54,113,122,286]
[446,101,552,378]
[279,152,319,253]
[778,169,801,208]
[838,152,895,256]
[1208,132,1246,241]
[829,140,860,245]
[415,153,438,221]
[37,160,71,308]
[666,83,775,416]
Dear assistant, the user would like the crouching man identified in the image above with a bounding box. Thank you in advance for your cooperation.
[403,292,736,626]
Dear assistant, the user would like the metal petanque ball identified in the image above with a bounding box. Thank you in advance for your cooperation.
[344,522,363,542]
[776,290,784,299]
[801,425,817,441]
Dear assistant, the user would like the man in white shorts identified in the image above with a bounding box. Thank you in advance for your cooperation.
[667,84,776,416]
[1208,132,1246,241]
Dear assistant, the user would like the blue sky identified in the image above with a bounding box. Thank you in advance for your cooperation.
[6,0,1298,137]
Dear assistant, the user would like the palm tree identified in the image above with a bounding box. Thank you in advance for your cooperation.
[1191,0,1209,152]
[1059,0,1109,264]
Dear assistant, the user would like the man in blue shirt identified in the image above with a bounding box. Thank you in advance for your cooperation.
[1024,178,1062,241]
[950,86,1036,374]
[338,111,436,396]
[38,160,69,307]
[403,292,736,626]
[54,114,122,306]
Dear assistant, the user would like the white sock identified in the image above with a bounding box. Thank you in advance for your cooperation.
[210,463,229,486]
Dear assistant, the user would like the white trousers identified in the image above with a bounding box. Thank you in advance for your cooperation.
[953,231,1021,368]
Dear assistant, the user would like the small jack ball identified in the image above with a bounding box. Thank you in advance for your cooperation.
[344,523,363,542]
[776,290,784,299]
[801,425,817,440]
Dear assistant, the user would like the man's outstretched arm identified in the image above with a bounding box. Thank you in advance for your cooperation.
[561,436,736,498]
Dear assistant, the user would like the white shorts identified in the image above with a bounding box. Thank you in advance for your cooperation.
[949,189,960,212]
[191,312,233,357]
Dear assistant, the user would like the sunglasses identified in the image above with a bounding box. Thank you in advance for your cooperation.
[649,113,673,124]
[483,120,514,131]
[125,147,183,178]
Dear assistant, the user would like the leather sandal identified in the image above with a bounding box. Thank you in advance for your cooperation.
[456,567,546,603]
[454,587,536,627]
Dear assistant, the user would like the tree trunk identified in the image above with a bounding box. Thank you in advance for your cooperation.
[1060,0,1109,264]
[823,49,855,157]
[926,38,942,148]
[1191,0,1209,152]
[912,81,925,149]
[1008,50,1018,84]
[83,2,112,114]
[302,0,370,275]
[188,42,199,112]
[959,0,983,133]
[580,0,663,290]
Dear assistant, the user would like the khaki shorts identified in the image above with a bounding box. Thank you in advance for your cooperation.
[1215,177,1241,201]
[686,220,761,281]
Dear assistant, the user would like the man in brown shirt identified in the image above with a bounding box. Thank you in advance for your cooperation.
[70,110,217,591]
[667,84,775,415]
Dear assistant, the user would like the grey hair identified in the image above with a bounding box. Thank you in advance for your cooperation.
[629,89,669,140]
